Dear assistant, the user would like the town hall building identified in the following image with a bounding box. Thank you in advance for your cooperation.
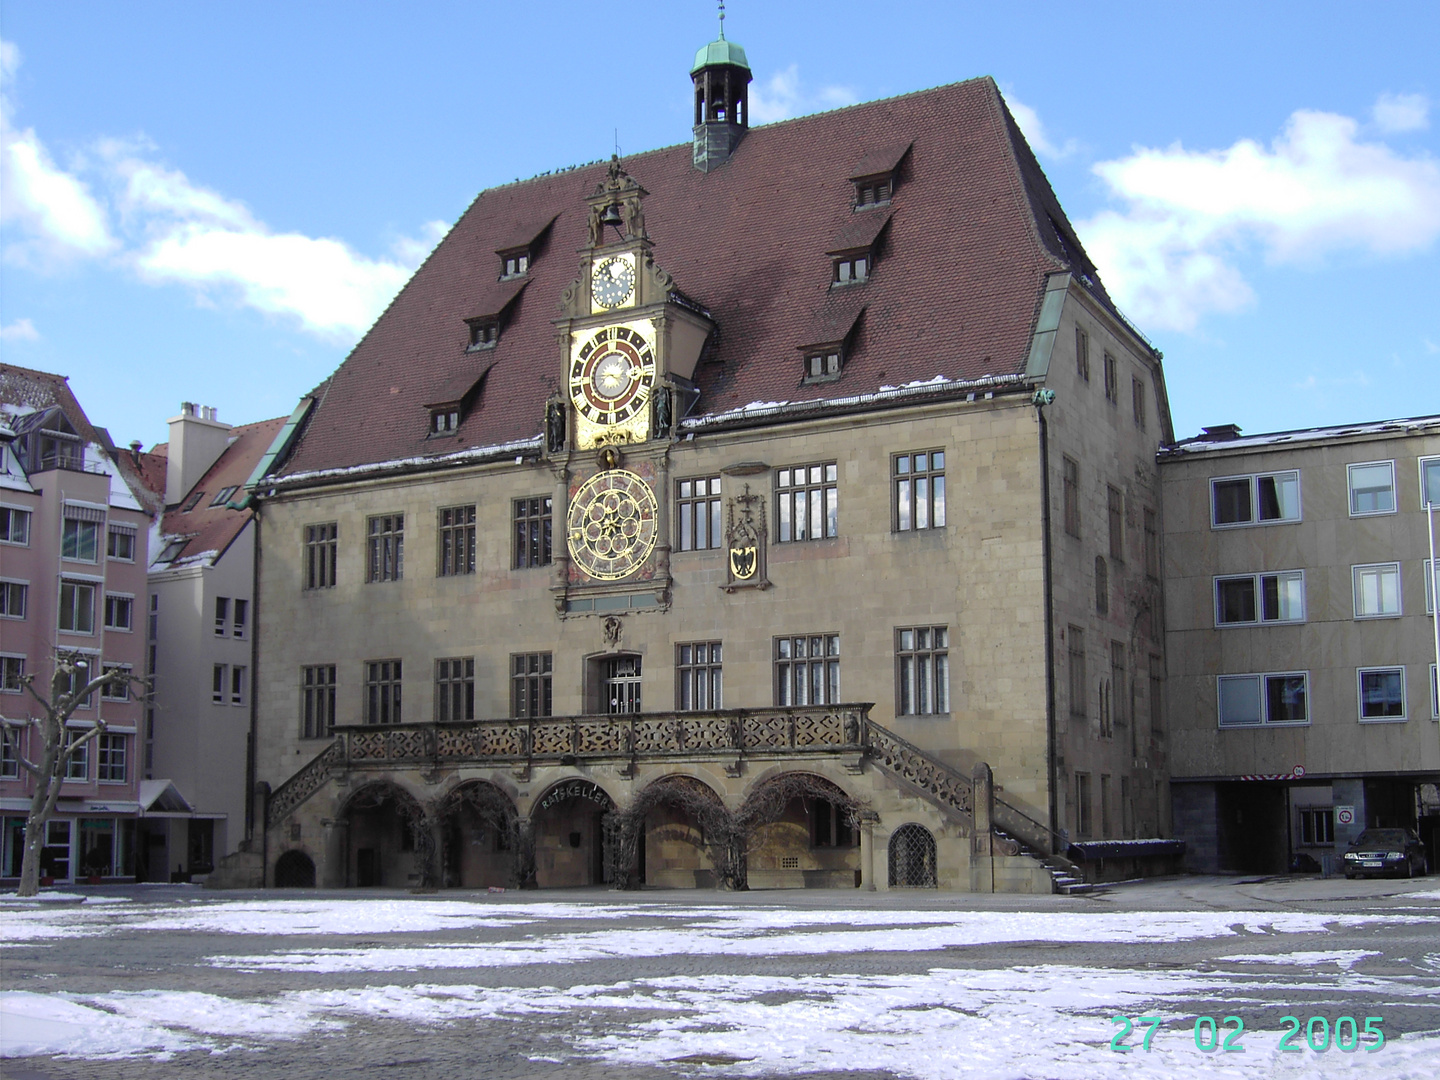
[239,28,1176,892]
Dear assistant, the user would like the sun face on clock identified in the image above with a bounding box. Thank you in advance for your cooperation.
[591,255,636,309]
[569,324,655,428]
[566,469,659,580]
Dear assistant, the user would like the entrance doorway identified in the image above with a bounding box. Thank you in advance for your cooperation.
[531,780,612,887]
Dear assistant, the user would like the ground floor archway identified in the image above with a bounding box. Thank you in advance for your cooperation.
[531,779,613,887]
[274,849,316,887]
[438,780,518,889]
[340,781,429,888]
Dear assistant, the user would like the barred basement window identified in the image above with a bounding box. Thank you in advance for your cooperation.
[676,477,722,551]
[301,665,337,739]
[513,497,552,568]
[511,653,552,718]
[435,657,475,722]
[305,523,337,589]
[365,659,402,724]
[366,514,404,582]
[1062,457,1080,537]
[676,642,723,710]
[896,626,949,715]
[776,463,838,542]
[438,505,477,576]
[894,451,945,531]
[775,634,840,706]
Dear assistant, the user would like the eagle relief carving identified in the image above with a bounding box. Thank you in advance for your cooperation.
[724,483,769,591]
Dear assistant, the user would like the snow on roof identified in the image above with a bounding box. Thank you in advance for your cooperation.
[1161,414,1440,457]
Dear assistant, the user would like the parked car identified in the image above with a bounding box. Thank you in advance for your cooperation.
[1342,829,1427,879]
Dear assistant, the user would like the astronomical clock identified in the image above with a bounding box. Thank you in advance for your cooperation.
[552,157,714,608]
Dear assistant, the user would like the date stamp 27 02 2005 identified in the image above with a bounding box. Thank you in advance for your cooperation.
[1110,1015,1387,1054]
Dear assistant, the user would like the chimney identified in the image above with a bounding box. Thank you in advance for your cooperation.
[166,402,231,505]
[1200,424,1243,442]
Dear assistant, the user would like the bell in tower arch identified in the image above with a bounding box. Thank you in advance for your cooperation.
[690,16,752,173]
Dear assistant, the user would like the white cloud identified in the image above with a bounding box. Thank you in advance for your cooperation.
[0,317,39,341]
[1081,100,1440,332]
[748,64,857,125]
[1373,92,1429,133]
[0,36,431,340]
[1005,96,1077,160]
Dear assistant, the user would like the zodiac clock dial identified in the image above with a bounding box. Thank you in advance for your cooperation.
[569,324,655,428]
[566,469,660,581]
[591,255,636,309]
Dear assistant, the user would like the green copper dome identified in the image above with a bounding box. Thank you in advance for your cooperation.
[691,37,750,74]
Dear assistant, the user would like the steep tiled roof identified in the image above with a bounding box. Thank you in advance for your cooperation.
[155,417,286,568]
[278,77,1099,478]
[0,363,105,445]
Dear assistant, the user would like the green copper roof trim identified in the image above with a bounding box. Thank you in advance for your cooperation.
[245,396,316,491]
[691,38,750,74]
[1025,273,1072,379]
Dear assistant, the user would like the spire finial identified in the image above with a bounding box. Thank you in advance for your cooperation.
[718,0,726,39]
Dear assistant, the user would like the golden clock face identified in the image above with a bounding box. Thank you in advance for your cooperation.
[566,469,659,581]
[592,255,636,309]
[569,324,655,427]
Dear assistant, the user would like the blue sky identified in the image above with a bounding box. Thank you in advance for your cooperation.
[2,1,1437,448]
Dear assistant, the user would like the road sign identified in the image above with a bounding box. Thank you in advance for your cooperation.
[1335,805,1355,826]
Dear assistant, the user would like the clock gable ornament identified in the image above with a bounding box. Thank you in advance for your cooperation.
[566,469,660,581]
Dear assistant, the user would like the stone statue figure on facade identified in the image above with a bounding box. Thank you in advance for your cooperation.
[654,385,671,438]
[545,400,567,453]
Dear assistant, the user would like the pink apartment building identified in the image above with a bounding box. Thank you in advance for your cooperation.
[1,365,158,884]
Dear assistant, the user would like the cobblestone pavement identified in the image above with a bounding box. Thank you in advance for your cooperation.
[3,875,1439,1080]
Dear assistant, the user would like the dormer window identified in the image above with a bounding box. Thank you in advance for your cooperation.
[805,349,843,382]
[833,253,870,286]
[853,177,892,208]
[430,408,461,435]
[209,486,240,507]
[467,319,499,351]
[499,249,530,280]
[180,490,205,512]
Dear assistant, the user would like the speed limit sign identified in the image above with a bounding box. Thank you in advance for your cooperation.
[1335,805,1355,826]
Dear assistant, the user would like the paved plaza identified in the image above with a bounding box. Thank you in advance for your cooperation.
[2,876,1439,1079]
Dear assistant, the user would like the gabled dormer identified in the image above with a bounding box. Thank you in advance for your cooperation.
[461,278,528,352]
[494,214,557,281]
[826,210,892,288]
[423,365,492,438]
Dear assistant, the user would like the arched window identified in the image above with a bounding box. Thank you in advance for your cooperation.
[274,850,316,888]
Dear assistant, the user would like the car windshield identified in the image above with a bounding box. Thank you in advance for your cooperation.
[1351,829,1408,847]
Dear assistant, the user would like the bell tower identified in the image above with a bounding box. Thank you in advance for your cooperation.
[691,4,752,172]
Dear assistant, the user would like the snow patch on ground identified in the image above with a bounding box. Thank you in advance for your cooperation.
[1221,950,1380,969]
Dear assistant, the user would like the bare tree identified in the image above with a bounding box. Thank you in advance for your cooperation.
[0,652,135,897]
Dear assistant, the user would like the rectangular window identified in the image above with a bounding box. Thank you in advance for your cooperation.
[233,599,248,639]
[65,730,89,780]
[366,515,404,582]
[804,350,842,381]
[305,523,338,589]
[776,463,838,542]
[1348,460,1396,516]
[1,727,18,777]
[212,664,227,704]
[1148,655,1163,738]
[214,596,230,636]
[893,451,946,532]
[1131,376,1147,430]
[364,660,402,724]
[1143,508,1159,579]
[438,505,477,576]
[97,733,127,782]
[58,580,96,634]
[230,665,247,706]
[1100,774,1111,836]
[0,580,27,619]
[1210,471,1301,527]
[1214,571,1306,625]
[1,655,24,692]
[1067,627,1086,718]
[511,653,552,718]
[833,254,869,284]
[62,518,99,562]
[106,526,136,561]
[435,657,475,723]
[1358,667,1406,722]
[676,478,722,551]
[1353,563,1401,619]
[774,634,840,706]
[301,665,337,739]
[896,626,949,715]
[1075,772,1092,837]
[1218,672,1309,727]
[1432,664,1439,720]
[0,506,32,545]
[1299,808,1334,845]
[209,486,240,507]
[101,663,131,701]
[1103,353,1117,403]
[1110,641,1126,731]
[676,642,723,710]
[1075,327,1089,382]
[1422,456,1440,508]
[1062,457,1080,537]
[1107,485,1124,560]
[513,497,553,569]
